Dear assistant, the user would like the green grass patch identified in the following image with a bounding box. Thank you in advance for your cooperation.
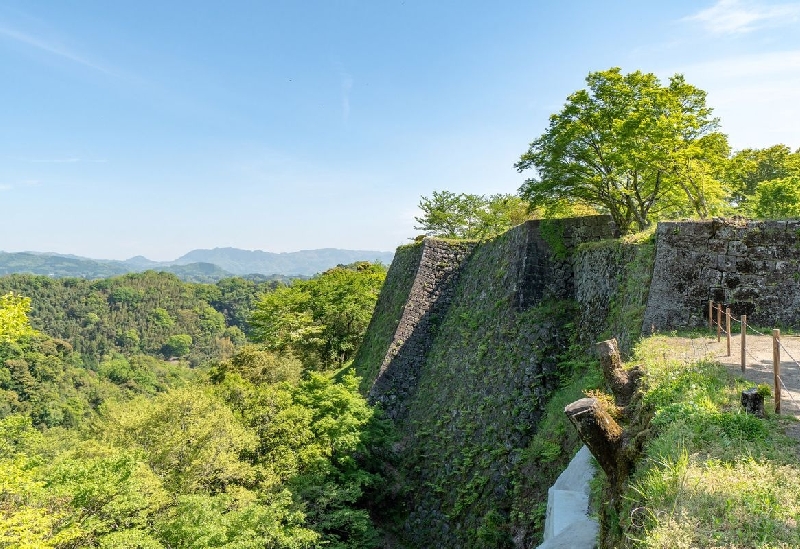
[611,335,800,549]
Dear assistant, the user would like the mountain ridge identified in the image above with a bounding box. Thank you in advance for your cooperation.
[0,247,395,281]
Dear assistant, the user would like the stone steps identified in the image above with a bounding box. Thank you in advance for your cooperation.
[537,445,598,549]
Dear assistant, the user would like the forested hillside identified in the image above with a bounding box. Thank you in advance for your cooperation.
[0,272,275,367]
[0,263,391,548]
[0,247,395,281]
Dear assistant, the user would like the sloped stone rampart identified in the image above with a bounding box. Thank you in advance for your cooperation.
[356,215,800,548]
[644,219,800,330]
[368,238,477,420]
[356,217,615,547]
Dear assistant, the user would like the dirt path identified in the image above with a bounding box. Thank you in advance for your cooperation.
[663,333,800,418]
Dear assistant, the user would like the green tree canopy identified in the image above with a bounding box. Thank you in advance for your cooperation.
[516,67,728,233]
[0,292,35,344]
[752,176,800,219]
[414,191,535,239]
[163,334,193,358]
[724,144,800,208]
[250,262,386,369]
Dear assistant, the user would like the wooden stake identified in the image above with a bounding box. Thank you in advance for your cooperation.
[774,329,781,415]
[740,315,747,373]
[709,300,713,332]
[717,304,722,343]
[726,307,731,356]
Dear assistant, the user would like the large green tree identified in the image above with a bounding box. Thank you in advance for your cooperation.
[0,292,35,344]
[516,67,728,233]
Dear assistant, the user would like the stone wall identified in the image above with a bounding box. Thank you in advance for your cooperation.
[356,215,800,548]
[573,236,655,354]
[355,216,615,548]
[367,238,477,420]
[644,219,800,330]
[516,216,619,309]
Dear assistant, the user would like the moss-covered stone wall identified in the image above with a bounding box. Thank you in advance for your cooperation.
[355,216,800,547]
[644,219,800,329]
[355,216,618,547]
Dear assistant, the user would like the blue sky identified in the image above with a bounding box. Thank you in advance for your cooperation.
[1,0,799,260]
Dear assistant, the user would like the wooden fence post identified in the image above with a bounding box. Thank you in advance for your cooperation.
[773,328,781,415]
[709,300,713,332]
[717,304,722,343]
[726,307,731,356]
[740,315,747,374]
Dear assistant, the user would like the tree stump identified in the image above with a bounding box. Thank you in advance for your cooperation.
[564,398,629,487]
[597,338,640,407]
[741,388,764,417]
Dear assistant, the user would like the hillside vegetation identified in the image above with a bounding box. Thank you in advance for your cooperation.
[602,336,800,548]
[0,263,391,548]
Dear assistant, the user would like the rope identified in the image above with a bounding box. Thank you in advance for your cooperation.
[778,340,800,371]
[778,374,798,404]
[746,325,769,337]
[705,303,800,406]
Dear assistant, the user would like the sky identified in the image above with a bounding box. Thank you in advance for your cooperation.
[1,0,799,260]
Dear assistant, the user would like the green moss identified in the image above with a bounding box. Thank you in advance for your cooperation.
[539,219,569,259]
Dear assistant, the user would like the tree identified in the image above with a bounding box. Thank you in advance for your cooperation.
[724,145,800,209]
[250,263,386,369]
[752,176,800,219]
[0,292,35,344]
[414,191,535,239]
[163,334,192,358]
[100,386,257,494]
[516,68,728,233]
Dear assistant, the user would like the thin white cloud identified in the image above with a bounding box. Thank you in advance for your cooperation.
[684,0,800,34]
[0,24,118,76]
[0,184,12,191]
[678,49,800,79]
[341,73,353,124]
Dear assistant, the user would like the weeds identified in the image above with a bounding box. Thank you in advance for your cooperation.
[612,336,800,548]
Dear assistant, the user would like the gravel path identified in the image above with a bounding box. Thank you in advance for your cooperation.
[663,333,800,417]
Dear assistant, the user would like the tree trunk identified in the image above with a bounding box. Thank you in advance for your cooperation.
[565,398,629,488]
[597,338,641,408]
[741,388,765,417]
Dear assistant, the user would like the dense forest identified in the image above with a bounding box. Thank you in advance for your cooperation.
[0,263,391,548]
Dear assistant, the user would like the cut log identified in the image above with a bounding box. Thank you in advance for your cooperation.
[564,398,629,486]
[741,388,765,418]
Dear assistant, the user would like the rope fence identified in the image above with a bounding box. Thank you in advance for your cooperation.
[708,300,800,414]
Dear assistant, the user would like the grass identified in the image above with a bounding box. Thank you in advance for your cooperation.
[610,335,800,549]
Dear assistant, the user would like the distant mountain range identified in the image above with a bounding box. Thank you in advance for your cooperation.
[0,247,395,282]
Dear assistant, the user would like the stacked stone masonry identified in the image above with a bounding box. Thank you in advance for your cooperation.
[644,219,800,330]
[357,215,800,548]
[368,238,478,420]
